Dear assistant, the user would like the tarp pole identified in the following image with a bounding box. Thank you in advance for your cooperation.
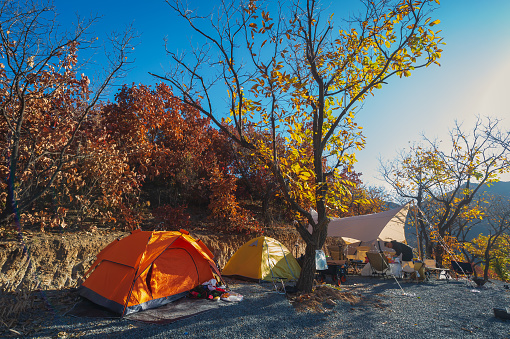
[415,204,475,287]
[414,204,422,260]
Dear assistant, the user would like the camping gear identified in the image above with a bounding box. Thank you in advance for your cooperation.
[451,261,474,279]
[315,250,328,270]
[188,279,227,300]
[345,245,371,261]
[309,204,411,264]
[220,292,244,302]
[411,262,426,282]
[222,236,301,282]
[317,262,347,286]
[423,259,451,281]
[389,262,403,278]
[366,252,390,278]
[322,246,348,285]
[327,245,345,260]
[360,262,372,276]
[66,296,234,324]
[401,261,415,279]
[347,259,366,275]
[78,229,222,316]
[309,204,412,296]
[309,203,410,244]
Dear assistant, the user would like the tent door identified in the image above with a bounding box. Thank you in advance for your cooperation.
[149,248,200,299]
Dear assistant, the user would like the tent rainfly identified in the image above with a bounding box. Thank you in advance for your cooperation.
[221,236,301,282]
[78,229,221,316]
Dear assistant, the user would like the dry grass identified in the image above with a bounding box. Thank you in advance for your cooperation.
[0,286,34,332]
[288,281,392,314]
[0,286,81,337]
[288,284,361,313]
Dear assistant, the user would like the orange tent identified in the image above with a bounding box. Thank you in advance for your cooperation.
[78,229,221,316]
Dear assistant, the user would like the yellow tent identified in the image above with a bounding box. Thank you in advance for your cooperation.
[222,236,301,281]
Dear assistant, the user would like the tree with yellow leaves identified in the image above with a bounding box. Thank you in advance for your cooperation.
[157,0,443,292]
[381,117,510,265]
[462,195,510,282]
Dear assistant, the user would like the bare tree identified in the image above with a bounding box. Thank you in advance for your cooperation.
[381,117,510,263]
[0,0,136,225]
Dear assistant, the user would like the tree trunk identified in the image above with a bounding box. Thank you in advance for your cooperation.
[296,217,329,293]
[483,263,490,281]
[262,184,274,226]
[434,245,444,267]
[426,241,434,260]
[297,243,317,292]
[482,240,493,281]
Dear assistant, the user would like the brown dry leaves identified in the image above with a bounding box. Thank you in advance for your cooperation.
[289,284,361,313]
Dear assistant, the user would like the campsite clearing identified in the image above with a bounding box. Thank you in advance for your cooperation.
[1,230,510,338]
[2,275,510,338]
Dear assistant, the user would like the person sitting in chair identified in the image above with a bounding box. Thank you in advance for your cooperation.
[384,240,414,262]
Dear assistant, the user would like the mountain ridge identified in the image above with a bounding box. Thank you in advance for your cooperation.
[401,180,510,247]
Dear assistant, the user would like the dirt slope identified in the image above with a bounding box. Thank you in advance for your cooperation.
[0,230,126,292]
[0,227,333,293]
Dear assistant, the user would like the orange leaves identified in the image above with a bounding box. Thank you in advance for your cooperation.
[261,11,270,22]
[105,83,194,159]
[207,165,262,234]
[152,204,191,231]
[100,83,263,231]
[430,228,465,265]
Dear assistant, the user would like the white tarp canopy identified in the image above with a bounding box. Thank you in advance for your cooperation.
[310,203,410,244]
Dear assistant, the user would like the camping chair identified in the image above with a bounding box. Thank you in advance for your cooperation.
[451,261,474,280]
[402,261,426,282]
[401,261,415,280]
[413,262,426,282]
[345,246,361,273]
[345,244,357,261]
[327,245,344,261]
[401,261,413,279]
[366,252,390,279]
[271,277,287,294]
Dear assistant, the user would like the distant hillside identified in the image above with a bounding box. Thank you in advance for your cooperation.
[403,181,510,247]
[466,180,510,238]
[471,180,510,198]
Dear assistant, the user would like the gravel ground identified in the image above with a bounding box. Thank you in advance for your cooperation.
[14,276,510,338]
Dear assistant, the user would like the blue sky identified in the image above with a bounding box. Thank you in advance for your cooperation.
[356,0,510,187]
[54,0,510,188]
